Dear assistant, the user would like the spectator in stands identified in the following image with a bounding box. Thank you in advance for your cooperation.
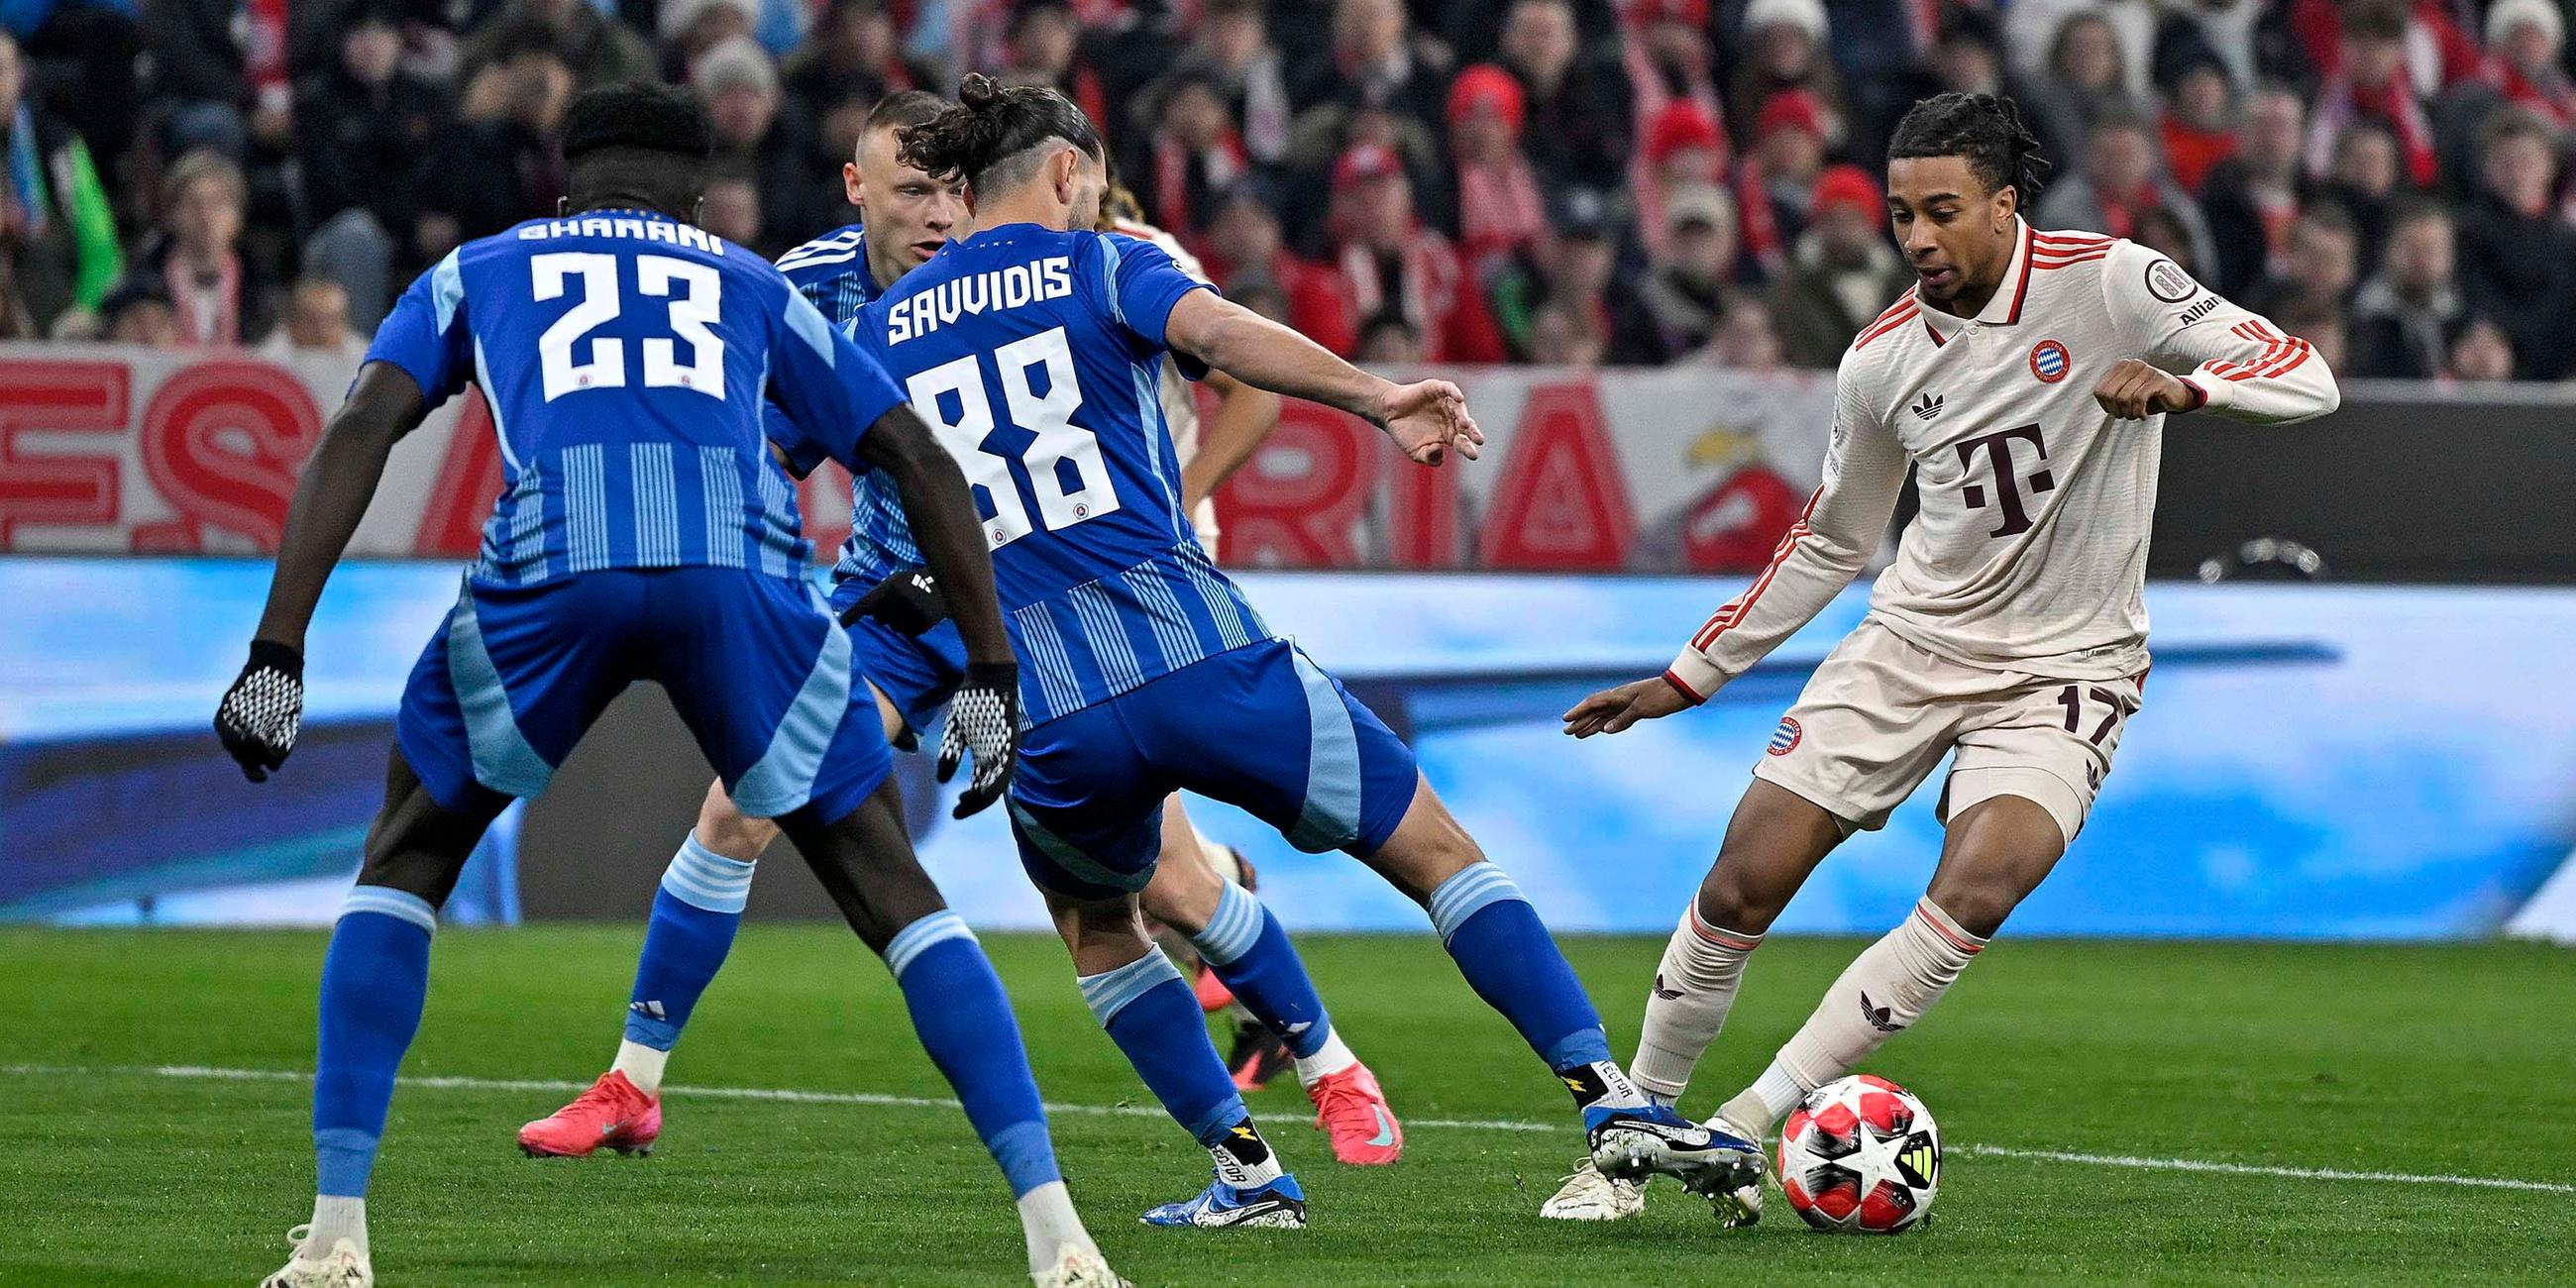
[2445,316,2515,383]
[1771,164,1910,371]
[124,149,268,347]
[1636,99,1727,263]
[1929,9,2005,98]
[2271,296,2348,376]
[2247,200,2358,324]
[99,278,180,346]
[699,170,765,251]
[698,36,825,255]
[143,0,301,160]
[1488,183,1617,363]
[412,28,573,262]
[2004,0,2156,102]
[1448,64,1547,273]
[2133,203,2210,282]
[1293,0,1445,129]
[1330,142,1499,363]
[1203,176,1355,356]
[461,0,656,91]
[0,28,120,336]
[1135,69,1246,247]
[660,0,757,83]
[295,3,446,330]
[1728,0,1843,154]
[2304,0,2437,189]
[1357,310,1425,364]
[2155,0,2264,91]
[6,0,144,171]
[1501,0,1631,192]
[2039,110,2215,274]
[1623,0,1720,170]
[2483,0,2576,132]
[1612,182,1736,365]
[2348,198,2465,380]
[782,0,928,113]
[258,277,368,365]
[1700,289,1784,372]
[2020,9,2142,176]
[995,0,1107,131]
[2157,53,2236,194]
[1525,299,1604,367]
[2319,121,2402,279]
[2456,108,2576,380]
[2285,0,2485,100]
[1166,0,1292,167]
[1733,89,1832,281]
[2200,82,2304,298]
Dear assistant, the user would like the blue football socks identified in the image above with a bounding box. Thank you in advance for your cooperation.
[312,886,438,1199]
[622,834,755,1055]
[886,911,1062,1197]
[1187,882,1333,1061]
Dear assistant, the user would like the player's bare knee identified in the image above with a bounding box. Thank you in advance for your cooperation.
[1695,861,1782,935]
[1362,778,1485,904]
[1139,846,1224,937]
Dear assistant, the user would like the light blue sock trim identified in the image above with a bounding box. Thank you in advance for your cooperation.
[1427,863,1523,942]
[1076,950,1184,1027]
[314,1126,378,1198]
[339,886,437,937]
[1187,882,1264,967]
[660,834,755,913]
[1543,1025,1614,1072]
[884,910,978,979]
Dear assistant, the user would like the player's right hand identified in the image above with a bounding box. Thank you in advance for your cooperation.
[1561,676,1695,738]
[1378,379,1482,467]
[840,567,949,636]
[215,640,306,783]
[939,662,1020,818]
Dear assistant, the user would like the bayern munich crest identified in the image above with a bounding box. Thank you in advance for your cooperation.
[2029,339,2071,383]
[1769,716,1803,756]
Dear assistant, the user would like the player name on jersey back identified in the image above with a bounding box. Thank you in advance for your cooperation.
[884,257,1075,344]
[514,215,730,255]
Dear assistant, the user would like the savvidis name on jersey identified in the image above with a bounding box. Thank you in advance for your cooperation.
[516,216,727,255]
[886,257,1075,345]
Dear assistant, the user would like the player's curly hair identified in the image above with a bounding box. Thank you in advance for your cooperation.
[1887,92,2050,209]
[898,72,1105,194]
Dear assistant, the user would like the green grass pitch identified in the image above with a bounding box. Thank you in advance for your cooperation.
[5,926,2570,1285]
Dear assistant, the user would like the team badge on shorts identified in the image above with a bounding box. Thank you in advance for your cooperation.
[1768,716,1803,756]
[2029,339,2071,383]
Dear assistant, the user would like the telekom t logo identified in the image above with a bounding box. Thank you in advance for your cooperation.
[1954,424,2055,537]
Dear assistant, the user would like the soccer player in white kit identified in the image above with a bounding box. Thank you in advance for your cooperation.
[1546,92,2340,1224]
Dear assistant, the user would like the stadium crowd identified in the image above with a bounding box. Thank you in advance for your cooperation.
[3,0,2573,379]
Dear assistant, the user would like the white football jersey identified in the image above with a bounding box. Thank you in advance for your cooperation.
[1668,221,2339,696]
[1114,217,1222,549]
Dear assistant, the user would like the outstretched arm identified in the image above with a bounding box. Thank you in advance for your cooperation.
[2096,240,2340,424]
[253,364,430,650]
[1161,289,1482,467]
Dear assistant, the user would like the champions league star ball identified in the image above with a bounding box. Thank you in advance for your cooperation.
[1777,1075,1941,1234]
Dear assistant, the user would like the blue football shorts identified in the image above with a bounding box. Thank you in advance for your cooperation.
[1005,638,1420,901]
[395,567,891,822]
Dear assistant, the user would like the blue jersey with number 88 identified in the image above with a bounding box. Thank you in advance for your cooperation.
[367,209,907,588]
[843,222,1272,725]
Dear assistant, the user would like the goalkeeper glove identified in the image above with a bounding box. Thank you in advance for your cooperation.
[838,567,949,636]
[215,640,305,783]
[937,662,1020,819]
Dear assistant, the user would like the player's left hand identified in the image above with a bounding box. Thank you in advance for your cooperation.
[2093,359,2201,420]
[840,568,948,636]
[939,662,1020,818]
[1562,676,1694,738]
[1379,378,1483,467]
[214,640,305,782]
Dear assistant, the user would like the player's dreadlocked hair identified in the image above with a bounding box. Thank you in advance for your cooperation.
[899,72,1105,194]
[1887,92,2050,209]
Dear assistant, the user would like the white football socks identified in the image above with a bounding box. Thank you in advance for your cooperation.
[1292,1028,1358,1087]
[1631,904,1765,1104]
[1014,1180,1097,1277]
[1718,898,1986,1134]
[303,1194,368,1260]
[610,1039,671,1097]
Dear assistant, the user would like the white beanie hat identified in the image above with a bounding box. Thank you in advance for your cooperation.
[1744,0,1829,45]
[2488,0,2565,55]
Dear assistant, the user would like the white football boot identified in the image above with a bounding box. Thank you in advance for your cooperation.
[1539,1159,1644,1222]
[1032,1245,1132,1288]
[259,1226,372,1288]
[1703,1114,1767,1229]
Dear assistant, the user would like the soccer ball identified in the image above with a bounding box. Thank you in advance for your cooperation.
[1776,1074,1941,1234]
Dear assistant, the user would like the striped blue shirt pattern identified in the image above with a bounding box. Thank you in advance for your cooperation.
[771,223,924,590]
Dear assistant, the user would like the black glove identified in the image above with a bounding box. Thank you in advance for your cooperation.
[838,567,949,636]
[215,640,305,783]
[938,661,1020,819]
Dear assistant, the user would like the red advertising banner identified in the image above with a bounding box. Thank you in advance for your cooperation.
[0,345,1834,573]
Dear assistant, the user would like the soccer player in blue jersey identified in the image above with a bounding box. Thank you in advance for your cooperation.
[213,84,1127,1288]
[843,74,1763,1229]
[524,91,1405,1169]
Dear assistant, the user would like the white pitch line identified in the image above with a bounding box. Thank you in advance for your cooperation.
[1953,1144,2576,1195]
[7,1063,2564,1195]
